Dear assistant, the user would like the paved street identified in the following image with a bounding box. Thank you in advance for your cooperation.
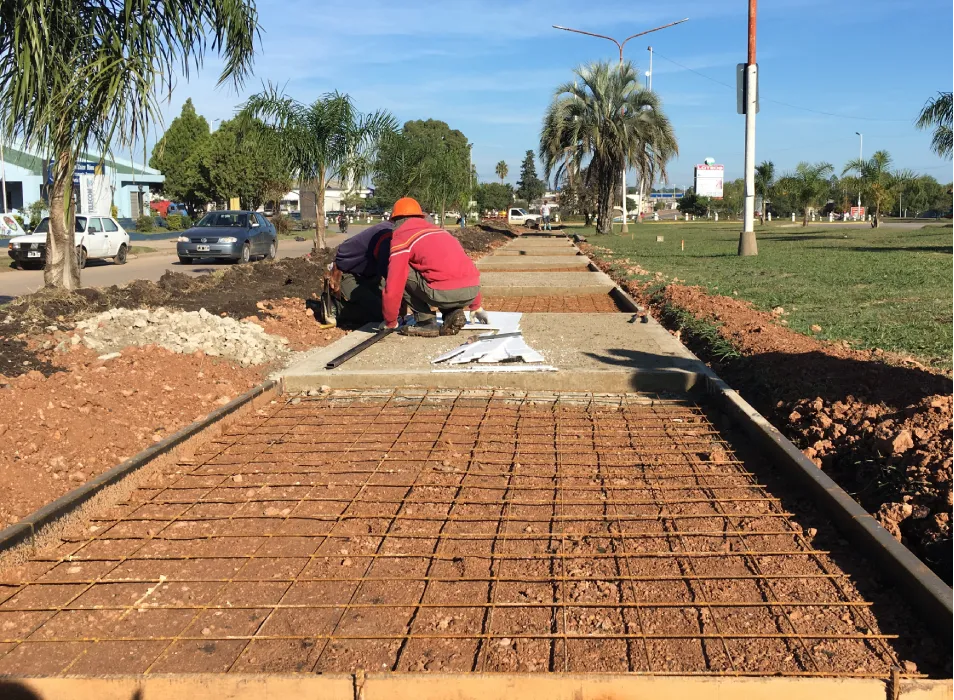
[0,232,351,303]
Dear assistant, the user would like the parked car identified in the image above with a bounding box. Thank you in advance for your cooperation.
[7,215,130,269]
[176,210,277,264]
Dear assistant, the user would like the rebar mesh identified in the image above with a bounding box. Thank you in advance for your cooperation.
[0,389,906,676]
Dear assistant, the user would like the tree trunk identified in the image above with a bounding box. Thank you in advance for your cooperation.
[596,171,612,235]
[314,174,327,250]
[45,149,80,290]
[802,208,808,227]
[873,202,881,228]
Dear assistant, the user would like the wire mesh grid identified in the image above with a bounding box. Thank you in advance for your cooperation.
[0,389,906,676]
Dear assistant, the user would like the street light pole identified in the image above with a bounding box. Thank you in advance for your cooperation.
[738,0,758,256]
[552,19,687,234]
[855,131,862,210]
[647,46,653,91]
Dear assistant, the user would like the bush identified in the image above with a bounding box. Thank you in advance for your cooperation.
[136,215,154,233]
[272,214,293,235]
[165,214,191,231]
[27,200,46,229]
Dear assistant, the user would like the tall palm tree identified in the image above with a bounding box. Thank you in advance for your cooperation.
[842,150,893,227]
[0,0,258,289]
[754,160,775,224]
[495,160,508,183]
[242,85,396,250]
[539,60,677,234]
[916,92,952,160]
[786,161,834,227]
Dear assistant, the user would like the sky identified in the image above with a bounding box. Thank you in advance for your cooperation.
[158,0,954,190]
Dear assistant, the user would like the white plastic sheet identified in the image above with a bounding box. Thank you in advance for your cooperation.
[431,311,547,368]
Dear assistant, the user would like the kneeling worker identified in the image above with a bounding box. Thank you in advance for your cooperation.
[321,221,393,327]
[384,197,488,337]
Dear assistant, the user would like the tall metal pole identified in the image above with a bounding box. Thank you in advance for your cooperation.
[738,0,758,256]
[552,19,688,235]
[647,46,653,91]
[855,132,863,209]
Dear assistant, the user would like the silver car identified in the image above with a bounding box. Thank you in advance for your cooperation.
[177,210,278,264]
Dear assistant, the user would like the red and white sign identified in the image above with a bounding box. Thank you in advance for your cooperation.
[694,164,724,199]
[849,206,866,220]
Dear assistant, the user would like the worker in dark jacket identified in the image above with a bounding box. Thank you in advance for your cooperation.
[319,221,393,327]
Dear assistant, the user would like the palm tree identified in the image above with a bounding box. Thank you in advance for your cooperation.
[241,85,396,250]
[786,162,834,226]
[0,0,258,289]
[754,160,775,224]
[539,60,677,234]
[916,92,952,160]
[842,150,893,227]
[495,160,509,183]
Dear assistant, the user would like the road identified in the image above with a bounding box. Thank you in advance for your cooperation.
[0,232,351,303]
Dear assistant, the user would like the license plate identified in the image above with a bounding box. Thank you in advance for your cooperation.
[27,251,41,258]
[196,245,210,252]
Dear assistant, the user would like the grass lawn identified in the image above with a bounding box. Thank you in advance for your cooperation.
[585,222,953,367]
[129,245,158,255]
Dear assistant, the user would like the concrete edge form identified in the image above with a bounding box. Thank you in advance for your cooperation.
[0,380,279,554]
[703,373,954,642]
[3,674,951,699]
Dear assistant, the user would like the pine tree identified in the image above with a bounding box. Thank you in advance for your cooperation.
[149,99,212,213]
[515,150,544,205]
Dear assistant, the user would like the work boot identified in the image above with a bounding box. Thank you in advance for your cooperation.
[439,308,467,336]
[398,321,440,337]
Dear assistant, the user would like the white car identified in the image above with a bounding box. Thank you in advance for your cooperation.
[7,215,130,269]
[507,207,542,229]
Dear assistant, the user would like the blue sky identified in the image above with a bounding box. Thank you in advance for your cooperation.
[162,0,953,189]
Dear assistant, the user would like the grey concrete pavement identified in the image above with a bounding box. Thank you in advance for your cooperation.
[0,233,348,303]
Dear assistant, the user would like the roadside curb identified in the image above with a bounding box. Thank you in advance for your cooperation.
[0,379,279,555]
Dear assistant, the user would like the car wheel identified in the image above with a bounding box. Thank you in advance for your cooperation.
[76,246,87,269]
[178,256,193,265]
[267,240,277,260]
[238,242,251,264]
[114,244,128,265]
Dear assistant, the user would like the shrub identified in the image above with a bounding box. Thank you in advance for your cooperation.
[27,200,46,229]
[272,214,293,236]
[165,214,186,231]
[136,215,154,233]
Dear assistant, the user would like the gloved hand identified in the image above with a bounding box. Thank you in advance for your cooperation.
[473,308,490,324]
[328,265,343,297]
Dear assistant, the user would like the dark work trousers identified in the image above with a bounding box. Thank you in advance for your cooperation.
[404,267,479,324]
[338,272,385,325]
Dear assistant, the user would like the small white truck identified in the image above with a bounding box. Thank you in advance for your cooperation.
[506,207,542,229]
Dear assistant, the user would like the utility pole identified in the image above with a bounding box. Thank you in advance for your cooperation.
[855,132,863,209]
[647,46,653,91]
[738,0,758,256]
[553,19,687,234]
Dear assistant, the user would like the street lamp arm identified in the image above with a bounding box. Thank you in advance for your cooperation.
[620,18,689,51]
[552,25,621,59]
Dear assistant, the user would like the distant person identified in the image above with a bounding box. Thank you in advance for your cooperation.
[540,202,551,230]
[318,221,394,327]
[383,197,488,337]
[458,213,466,230]
[337,211,348,234]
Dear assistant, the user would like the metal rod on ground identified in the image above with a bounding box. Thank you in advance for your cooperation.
[738,0,758,256]
[325,327,396,369]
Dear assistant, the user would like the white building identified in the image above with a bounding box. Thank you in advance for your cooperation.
[1,142,163,219]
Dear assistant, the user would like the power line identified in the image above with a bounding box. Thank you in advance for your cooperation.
[652,50,914,123]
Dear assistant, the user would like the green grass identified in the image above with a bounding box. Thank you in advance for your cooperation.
[129,245,158,255]
[586,222,953,367]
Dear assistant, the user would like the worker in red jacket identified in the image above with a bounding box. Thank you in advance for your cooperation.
[383,197,489,337]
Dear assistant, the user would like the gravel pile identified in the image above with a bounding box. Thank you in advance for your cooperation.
[64,307,289,366]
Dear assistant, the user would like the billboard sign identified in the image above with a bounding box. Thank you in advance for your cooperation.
[77,174,113,215]
[694,164,724,199]
[849,206,866,220]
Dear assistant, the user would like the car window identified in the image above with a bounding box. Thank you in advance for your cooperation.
[33,217,86,233]
[102,218,118,232]
[87,218,103,233]
[196,212,248,228]
[255,213,269,228]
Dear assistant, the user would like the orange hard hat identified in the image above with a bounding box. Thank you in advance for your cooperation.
[391,197,425,219]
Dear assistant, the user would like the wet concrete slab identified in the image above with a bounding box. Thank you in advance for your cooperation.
[477,256,590,271]
[480,271,614,296]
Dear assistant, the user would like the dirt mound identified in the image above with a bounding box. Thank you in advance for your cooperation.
[454,224,515,259]
[242,298,346,351]
[585,247,954,580]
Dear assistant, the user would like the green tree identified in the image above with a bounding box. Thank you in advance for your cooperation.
[149,99,211,214]
[842,150,892,227]
[475,182,513,212]
[0,0,258,290]
[754,160,775,224]
[372,119,471,217]
[916,92,952,160]
[198,118,291,211]
[540,60,677,234]
[241,85,396,250]
[714,178,744,218]
[677,188,709,217]
[495,160,509,182]
[783,161,835,226]
[515,150,545,207]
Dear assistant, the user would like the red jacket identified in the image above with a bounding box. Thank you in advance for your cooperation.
[382,218,482,324]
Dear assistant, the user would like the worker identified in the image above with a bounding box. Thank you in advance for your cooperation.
[540,201,551,231]
[383,197,488,337]
[319,221,393,327]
